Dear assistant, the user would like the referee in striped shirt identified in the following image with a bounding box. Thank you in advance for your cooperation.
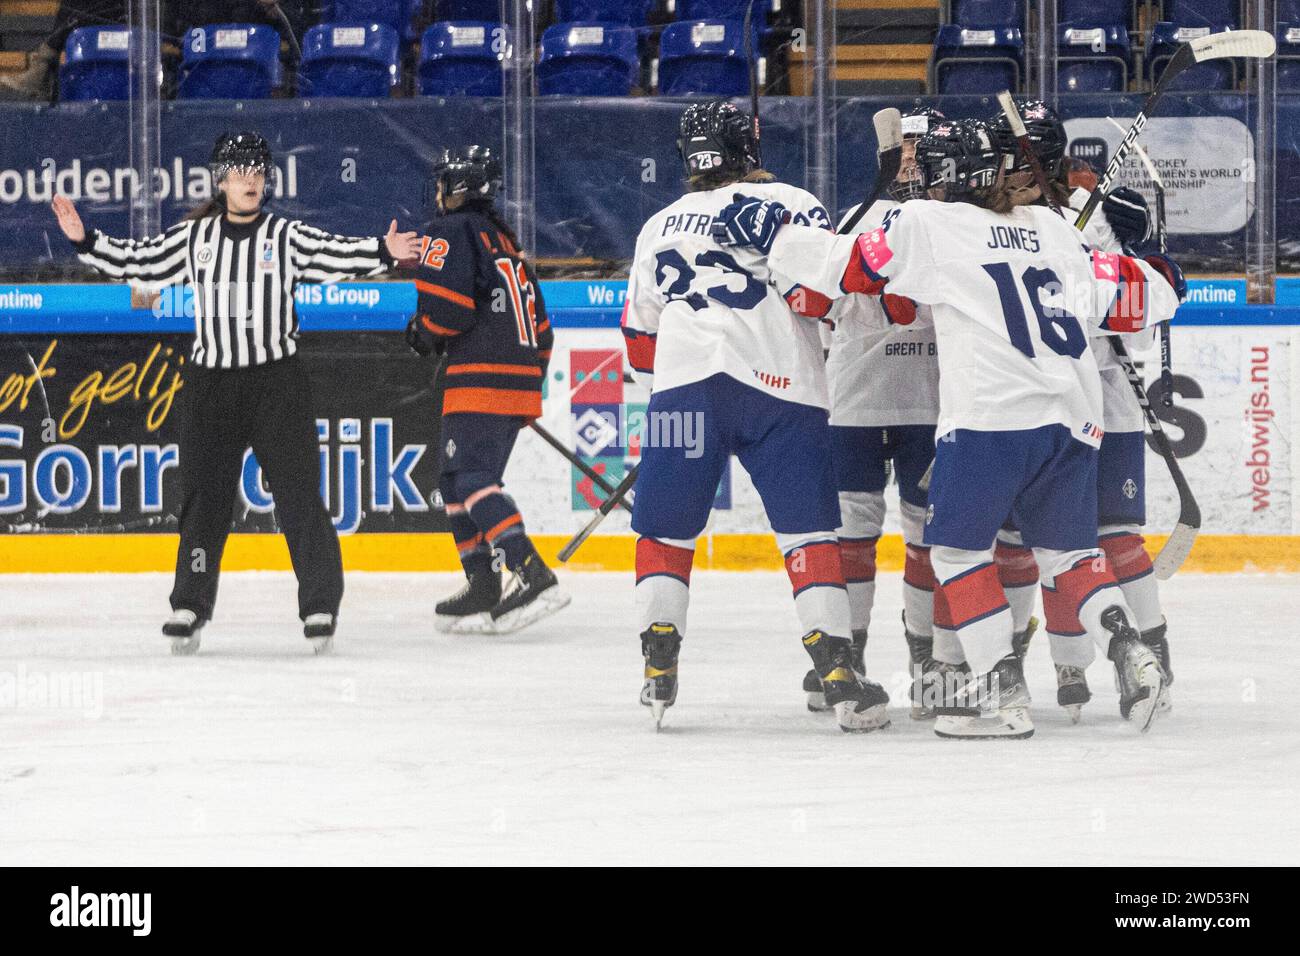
[51,131,420,654]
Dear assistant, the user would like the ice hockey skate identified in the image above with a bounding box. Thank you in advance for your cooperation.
[802,630,890,733]
[162,608,204,656]
[1102,607,1165,733]
[456,553,570,635]
[1141,621,1173,713]
[803,627,866,712]
[903,614,941,719]
[934,654,1034,740]
[434,570,501,634]
[303,613,336,655]
[1055,664,1091,724]
[640,623,682,730]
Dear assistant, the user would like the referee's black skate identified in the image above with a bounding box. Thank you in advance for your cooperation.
[934,654,1033,740]
[804,627,866,713]
[640,623,682,730]
[486,552,571,634]
[1140,621,1173,713]
[802,630,890,733]
[303,613,336,655]
[1102,606,1165,733]
[434,570,500,634]
[162,608,204,656]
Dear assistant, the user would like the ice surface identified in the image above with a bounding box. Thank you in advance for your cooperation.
[1,570,1296,865]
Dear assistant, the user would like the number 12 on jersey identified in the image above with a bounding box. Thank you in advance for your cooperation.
[496,257,539,347]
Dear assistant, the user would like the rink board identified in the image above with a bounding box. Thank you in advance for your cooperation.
[1,531,1297,574]
[0,282,1297,572]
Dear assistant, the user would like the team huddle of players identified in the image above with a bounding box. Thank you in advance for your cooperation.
[619,100,1184,739]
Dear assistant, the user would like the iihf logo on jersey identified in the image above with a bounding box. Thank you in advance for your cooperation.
[259,238,276,271]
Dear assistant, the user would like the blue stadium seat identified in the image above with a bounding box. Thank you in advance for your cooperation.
[1163,2,1241,29]
[59,27,134,101]
[658,19,750,96]
[299,23,400,98]
[556,0,657,26]
[537,22,639,96]
[434,1,500,20]
[950,0,1023,29]
[1278,22,1300,92]
[418,21,506,96]
[931,24,1023,94]
[678,1,767,32]
[1282,2,1300,21]
[1057,25,1130,93]
[328,1,418,39]
[1059,0,1130,29]
[177,24,282,100]
[1146,22,1236,90]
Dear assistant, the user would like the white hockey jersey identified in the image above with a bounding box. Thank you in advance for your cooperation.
[765,199,1180,448]
[622,181,834,410]
[826,199,939,427]
[1073,186,1155,434]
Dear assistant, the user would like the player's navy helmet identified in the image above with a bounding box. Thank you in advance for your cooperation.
[677,100,760,184]
[210,131,275,193]
[915,118,1003,202]
[429,145,503,212]
[890,106,947,203]
[988,99,1067,178]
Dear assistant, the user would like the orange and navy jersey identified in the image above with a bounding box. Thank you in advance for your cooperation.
[411,207,553,418]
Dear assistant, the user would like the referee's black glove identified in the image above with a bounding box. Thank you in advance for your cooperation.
[405,315,446,357]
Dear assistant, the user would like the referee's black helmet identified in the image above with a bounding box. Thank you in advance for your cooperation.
[210,132,275,195]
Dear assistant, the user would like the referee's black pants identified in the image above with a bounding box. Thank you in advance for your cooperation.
[169,354,344,622]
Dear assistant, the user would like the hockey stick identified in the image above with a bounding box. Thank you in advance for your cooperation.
[1136,149,1174,407]
[744,0,761,167]
[997,92,1063,218]
[1153,183,1172,406]
[1074,29,1275,233]
[837,108,903,235]
[999,94,1199,577]
[1107,336,1200,580]
[557,463,639,564]
[528,420,634,513]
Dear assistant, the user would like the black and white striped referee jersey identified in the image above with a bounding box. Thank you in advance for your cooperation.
[74,212,395,369]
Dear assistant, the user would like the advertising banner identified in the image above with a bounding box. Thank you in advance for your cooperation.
[0,93,1277,275]
[3,324,1291,542]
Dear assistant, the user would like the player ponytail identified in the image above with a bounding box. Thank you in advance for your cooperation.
[688,167,776,193]
[974,177,1016,215]
[472,199,526,258]
[183,191,227,221]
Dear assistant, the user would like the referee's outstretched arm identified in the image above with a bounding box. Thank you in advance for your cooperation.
[54,195,192,288]
[289,219,411,283]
